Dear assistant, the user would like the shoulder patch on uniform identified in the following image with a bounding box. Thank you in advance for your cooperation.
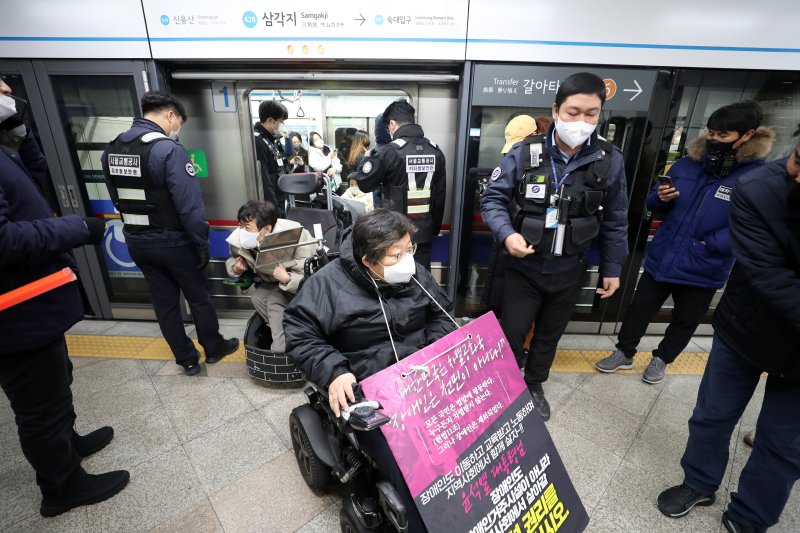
[428,140,438,148]
[490,167,502,181]
[141,132,168,143]
[362,160,373,174]
[391,139,407,148]
[185,163,196,176]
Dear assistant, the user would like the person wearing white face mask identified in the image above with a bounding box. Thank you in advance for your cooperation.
[101,91,239,376]
[481,72,629,421]
[284,209,455,533]
[308,131,343,188]
[225,200,314,352]
[254,100,290,215]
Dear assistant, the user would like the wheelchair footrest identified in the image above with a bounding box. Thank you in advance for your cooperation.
[377,480,408,533]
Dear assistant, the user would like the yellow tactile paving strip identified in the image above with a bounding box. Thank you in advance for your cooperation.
[66,335,246,363]
[65,335,709,374]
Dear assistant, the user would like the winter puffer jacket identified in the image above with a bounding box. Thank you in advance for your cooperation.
[283,229,456,388]
[643,128,775,288]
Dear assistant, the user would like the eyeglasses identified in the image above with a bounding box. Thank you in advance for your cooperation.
[384,243,417,263]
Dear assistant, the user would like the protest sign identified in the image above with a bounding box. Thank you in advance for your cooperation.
[360,312,588,533]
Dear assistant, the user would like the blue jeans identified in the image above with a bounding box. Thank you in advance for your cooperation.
[681,335,800,530]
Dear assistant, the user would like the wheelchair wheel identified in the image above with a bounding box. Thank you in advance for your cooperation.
[339,496,381,533]
[289,412,331,489]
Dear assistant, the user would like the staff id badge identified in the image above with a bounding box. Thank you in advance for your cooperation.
[545,207,558,229]
[525,174,547,200]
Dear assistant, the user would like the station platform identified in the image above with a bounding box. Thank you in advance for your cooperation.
[0,318,796,532]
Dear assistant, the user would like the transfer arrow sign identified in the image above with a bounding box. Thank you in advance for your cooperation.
[623,80,643,101]
[355,13,366,26]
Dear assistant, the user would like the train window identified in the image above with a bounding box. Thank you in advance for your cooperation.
[247,89,408,179]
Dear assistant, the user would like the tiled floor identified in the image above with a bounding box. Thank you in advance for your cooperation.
[0,322,797,532]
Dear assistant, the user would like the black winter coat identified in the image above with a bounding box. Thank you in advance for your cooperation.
[283,230,456,388]
[0,133,90,354]
[714,158,800,380]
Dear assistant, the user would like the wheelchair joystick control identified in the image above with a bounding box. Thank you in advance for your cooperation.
[351,404,376,420]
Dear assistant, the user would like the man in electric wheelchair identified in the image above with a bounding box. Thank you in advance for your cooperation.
[284,209,456,532]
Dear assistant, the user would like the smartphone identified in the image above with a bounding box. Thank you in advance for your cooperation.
[658,175,674,188]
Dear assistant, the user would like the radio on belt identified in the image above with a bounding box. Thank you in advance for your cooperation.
[553,196,571,257]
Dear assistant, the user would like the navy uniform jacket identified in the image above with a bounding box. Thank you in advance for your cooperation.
[101,118,209,254]
[481,129,629,277]
[0,132,90,354]
[714,159,800,380]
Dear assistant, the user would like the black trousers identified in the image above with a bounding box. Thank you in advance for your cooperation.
[128,243,224,366]
[500,260,585,384]
[358,429,427,533]
[616,271,716,363]
[0,336,82,493]
[414,241,432,271]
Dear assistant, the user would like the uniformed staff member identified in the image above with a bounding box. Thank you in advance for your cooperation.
[355,99,446,269]
[254,100,289,215]
[1,76,130,517]
[481,72,629,421]
[101,91,238,375]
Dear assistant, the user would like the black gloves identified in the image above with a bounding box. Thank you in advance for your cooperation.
[82,217,106,245]
[196,247,210,270]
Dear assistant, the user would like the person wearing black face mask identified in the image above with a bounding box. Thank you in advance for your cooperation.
[596,100,774,385]
[0,77,131,516]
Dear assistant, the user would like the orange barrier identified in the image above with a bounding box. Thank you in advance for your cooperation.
[0,267,76,312]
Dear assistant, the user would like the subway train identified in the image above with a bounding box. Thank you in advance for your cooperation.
[2,0,799,337]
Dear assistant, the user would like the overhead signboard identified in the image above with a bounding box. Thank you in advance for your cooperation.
[0,0,150,59]
[466,0,800,70]
[472,65,658,112]
[141,0,469,61]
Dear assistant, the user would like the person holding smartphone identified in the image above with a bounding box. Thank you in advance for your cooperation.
[596,100,774,384]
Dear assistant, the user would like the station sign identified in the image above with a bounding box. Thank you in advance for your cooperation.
[141,0,469,61]
[471,64,658,112]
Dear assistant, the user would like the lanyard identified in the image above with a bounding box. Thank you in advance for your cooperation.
[550,158,570,191]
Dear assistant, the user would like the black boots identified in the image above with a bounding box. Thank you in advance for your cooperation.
[72,426,114,458]
[40,469,130,517]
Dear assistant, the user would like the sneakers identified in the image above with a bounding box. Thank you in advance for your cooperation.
[40,470,130,517]
[205,337,240,364]
[595,349,634,373]
[72,427,114,458]
[527,382,551,422]
[722,511,763,533]
[657,483,715,518]
[642,356,667,384]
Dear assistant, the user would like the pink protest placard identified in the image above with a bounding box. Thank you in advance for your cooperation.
[361,312,588,533]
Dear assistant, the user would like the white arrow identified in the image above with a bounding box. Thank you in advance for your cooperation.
[623,80,643,101]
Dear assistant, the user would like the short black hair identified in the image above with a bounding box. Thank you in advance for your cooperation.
[141,91,187,122]
[352,209,417,264]
[259,100,288,123]
[237,200,277,230]
[554,72,607,109]
[382,99,415,126]
[707,100,763,135]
